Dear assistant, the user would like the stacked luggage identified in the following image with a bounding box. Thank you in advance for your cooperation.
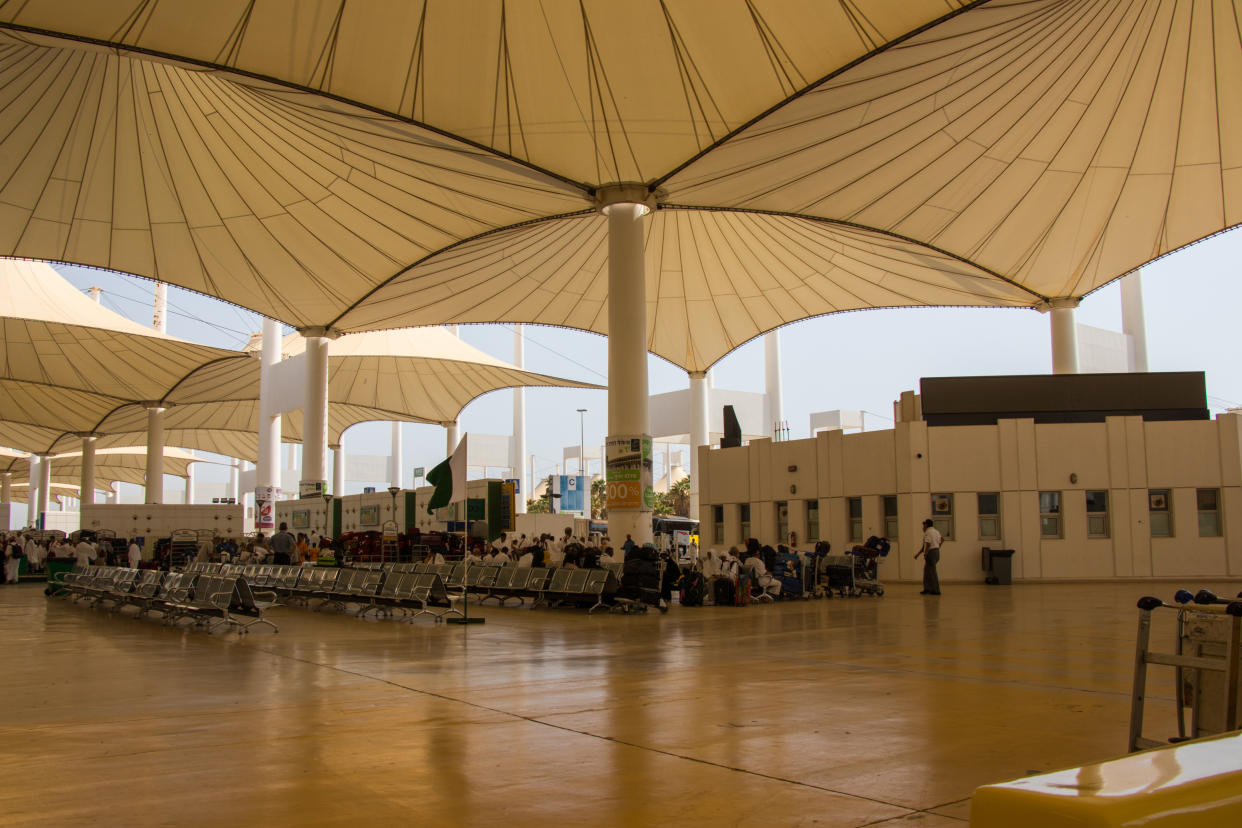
[616,545,666,612]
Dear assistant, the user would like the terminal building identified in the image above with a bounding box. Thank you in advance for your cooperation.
[698,372,1242,583]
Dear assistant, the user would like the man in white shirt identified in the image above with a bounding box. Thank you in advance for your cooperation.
[915,518,943,595]
[74,539,96,567]
[516,548,533,567]
[127,540,142,569]
[744,552,781,597]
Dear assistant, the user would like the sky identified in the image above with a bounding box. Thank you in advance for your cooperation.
[13,223,1239,518]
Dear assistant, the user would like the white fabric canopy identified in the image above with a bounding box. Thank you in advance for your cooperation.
[0,1,1235,371]
[5,482,80,505]
[0,261,600,456]
[0,445,200,489]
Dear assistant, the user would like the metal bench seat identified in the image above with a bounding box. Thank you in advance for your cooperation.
[230,579,279,633]
[165,575,267,633]
[319,569,384,611]
[119,570,165,612]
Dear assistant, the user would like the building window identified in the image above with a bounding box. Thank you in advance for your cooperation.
[1197,489,1221,537]
[712,505,724,544]
[1085,490,1109,538]
[978,493,1000,540]
[776,501,789,544]
[883,495,898,539]
[1039,491,1062,538]
[806,500,819,542]
[740,503,751,541]
[847,497,862,542]
[931,493,954,539]
[1149,490,1172,537]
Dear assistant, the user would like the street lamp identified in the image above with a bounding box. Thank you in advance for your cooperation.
[576,409,587,477]
[321,492,333,538]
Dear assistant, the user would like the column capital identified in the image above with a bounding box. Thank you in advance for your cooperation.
[439,420,457,429]
[328,443,341,451]
[73,432,99,440]
[141,401,172,410]
[595,182,658,214]
[688,370,708,380]
[296,325,342,339]
[1037,297,1081,313]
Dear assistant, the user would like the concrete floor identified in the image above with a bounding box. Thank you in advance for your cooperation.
[0,579,1221,827]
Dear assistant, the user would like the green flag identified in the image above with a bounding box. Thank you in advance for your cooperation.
[425,434,467,513]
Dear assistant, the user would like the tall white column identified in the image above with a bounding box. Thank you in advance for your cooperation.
[299,328,331,497]
[79,434,96,506]
[601,188,653,547]
[1048,298,1080,375]
[689,371,709,521]
[513,324,527,514]
[185,455,196,504]
[442,420,459,456]
[765,330,784,439]
[242,460,254,514]
[145,406,165,504]
[153,282,168,333]
[88,286,102,303]
[229,460,240,502]
[390,422,403,488]
[331,441,345,496]
[1121,271,1149,372]
[37,455,51,527]
[257,318,282,528]
[27,455,39,524]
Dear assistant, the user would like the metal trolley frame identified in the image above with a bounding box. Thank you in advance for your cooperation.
[1129,595,1242,753]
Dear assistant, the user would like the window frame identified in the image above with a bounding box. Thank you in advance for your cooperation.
[740,503,751,542]
[1085,490,1109,539]
[977,492,1001,540]
[1039,491,1062,539]
[930,492,954,540]
[883,495,898,539]
[776,501,789,545]
[1149,489,1172,538]
[806,499,819,542]
[1197,488,1221,538]
[712,504,724,545]
[847,497,863,543]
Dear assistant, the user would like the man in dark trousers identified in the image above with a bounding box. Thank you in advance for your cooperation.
[915,518,942,595]
[270,522,296,565]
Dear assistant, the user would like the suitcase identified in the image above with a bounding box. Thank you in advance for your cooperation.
[680,571,706,606]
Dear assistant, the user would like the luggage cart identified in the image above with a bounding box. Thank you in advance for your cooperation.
[1128,595,1242,752]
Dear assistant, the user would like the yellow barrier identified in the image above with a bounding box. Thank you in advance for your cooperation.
[971,730,1242,827]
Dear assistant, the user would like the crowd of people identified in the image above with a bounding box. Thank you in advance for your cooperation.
[3,531,146,583]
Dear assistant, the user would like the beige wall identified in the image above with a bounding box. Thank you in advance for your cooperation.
[698,414,1242,582]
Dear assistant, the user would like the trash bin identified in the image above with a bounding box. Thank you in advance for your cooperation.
[982,548,1015,585]
[44,559,75,595]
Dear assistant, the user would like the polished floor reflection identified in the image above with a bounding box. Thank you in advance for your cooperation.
[0,580,1212,827]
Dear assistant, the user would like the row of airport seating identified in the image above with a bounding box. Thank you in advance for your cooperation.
[54,566,278,633]
[184,561,622,615]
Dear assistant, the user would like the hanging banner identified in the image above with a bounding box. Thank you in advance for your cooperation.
[605,435,653,512]
[299,480,325,499]
[559,475,587,513]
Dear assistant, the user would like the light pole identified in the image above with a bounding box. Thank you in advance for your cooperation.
[577,408,587,478]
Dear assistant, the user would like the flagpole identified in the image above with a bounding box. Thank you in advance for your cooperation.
[447,433,483,626]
